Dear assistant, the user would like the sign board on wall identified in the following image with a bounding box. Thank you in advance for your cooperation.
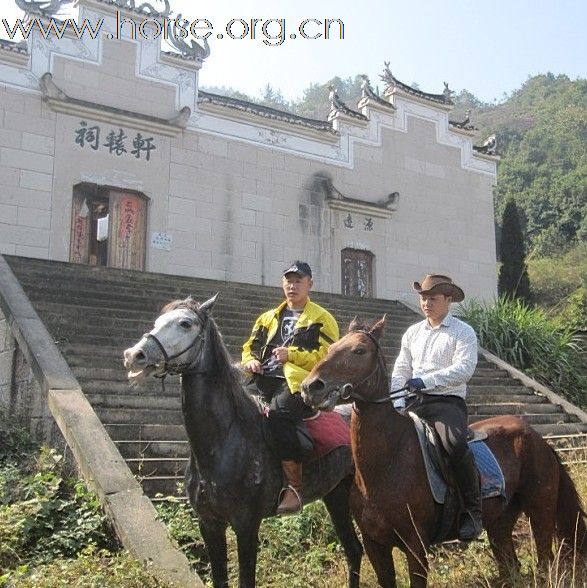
[151,232,172,251]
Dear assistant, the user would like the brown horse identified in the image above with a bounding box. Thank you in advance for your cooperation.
[301,317,587,587]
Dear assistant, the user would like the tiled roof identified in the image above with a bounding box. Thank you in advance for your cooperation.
[0,39,28,55]
[198,91,337,134]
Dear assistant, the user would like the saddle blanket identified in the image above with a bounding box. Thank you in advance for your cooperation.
[410,412,506,504]
[304,410,350,459]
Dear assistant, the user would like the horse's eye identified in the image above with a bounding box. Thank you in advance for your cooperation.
[179,320,192,329]
[353,347,365,355]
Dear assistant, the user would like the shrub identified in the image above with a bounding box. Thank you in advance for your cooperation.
[528,243,587,310]
[458,296,586,406]
[0,412,117,583]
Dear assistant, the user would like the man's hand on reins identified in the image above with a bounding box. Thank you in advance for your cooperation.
[405,378,425,393]
[244,359,264,374]
[272,347,289,364]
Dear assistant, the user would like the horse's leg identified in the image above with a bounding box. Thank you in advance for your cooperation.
[322,478,363,588]
[485,498,522,580]
[199,516,230,588]
[403,542,429,588]
[234,518,262,588]
[526,496,557,575]
[363,535,396,588]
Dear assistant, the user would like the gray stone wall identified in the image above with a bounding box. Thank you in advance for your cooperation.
[0,307,62,444]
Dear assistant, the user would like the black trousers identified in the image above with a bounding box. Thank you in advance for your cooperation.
[248,375,315,462]
[409,394,469,465]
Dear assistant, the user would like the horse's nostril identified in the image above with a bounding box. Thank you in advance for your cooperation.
[135,350,146,363]
[308,378,325,392]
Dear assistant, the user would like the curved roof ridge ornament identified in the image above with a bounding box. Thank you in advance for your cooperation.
[328,84,367,121]
[473,134,497,156]
[166,12,210,62]
[15,0,73,18]
[379,61,397,92]
[359,74,395,110]
[449,109,478,131]
[380,60,454,106]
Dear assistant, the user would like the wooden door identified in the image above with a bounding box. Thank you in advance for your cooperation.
[108,190,147,270]
[341,248,374,297]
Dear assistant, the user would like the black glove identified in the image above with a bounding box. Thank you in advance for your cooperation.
[405,377,425,393]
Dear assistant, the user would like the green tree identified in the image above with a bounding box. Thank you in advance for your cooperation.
[498,200,531,302]
[259,84,291,110]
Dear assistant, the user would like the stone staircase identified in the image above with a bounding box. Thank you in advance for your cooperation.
[5,255,587,498]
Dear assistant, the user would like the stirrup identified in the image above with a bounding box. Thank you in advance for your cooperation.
[276,485,302,515]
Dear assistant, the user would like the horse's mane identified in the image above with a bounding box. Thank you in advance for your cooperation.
[161,298,258,421]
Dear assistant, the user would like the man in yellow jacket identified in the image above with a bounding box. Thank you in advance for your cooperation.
[242,261,339,515]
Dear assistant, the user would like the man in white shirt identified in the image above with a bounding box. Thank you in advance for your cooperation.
[390,274,482,540]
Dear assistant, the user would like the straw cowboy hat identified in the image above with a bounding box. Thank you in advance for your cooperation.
[412,274,465,303]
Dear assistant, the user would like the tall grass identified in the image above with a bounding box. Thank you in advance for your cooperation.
[158,463,587,587]
[458,296,587,406]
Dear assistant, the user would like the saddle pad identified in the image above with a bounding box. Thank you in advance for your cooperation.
[304,410,350,459]
[410,412,447,503]
[409,412,506,504]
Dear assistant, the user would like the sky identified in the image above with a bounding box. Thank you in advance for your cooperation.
[1,0,585,104]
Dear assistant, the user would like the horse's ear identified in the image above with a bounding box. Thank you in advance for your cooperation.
[369,314,387,340]
[199,292,219,314]
[348,316,360,333]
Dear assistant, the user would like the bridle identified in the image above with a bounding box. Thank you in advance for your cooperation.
[141,310,208,379]
[340,330,409,404]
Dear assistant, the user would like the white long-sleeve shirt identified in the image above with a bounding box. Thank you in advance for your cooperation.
[390,314,478,400]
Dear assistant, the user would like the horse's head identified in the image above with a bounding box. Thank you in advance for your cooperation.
[301,315,388,411]
[123,294,218,384]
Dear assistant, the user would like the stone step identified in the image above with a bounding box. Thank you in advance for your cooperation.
[115,440,189,459]
[21,285,416,319]
[82,380,182,398]
[126,457,188,477]
[39,316,412,340]
[96,407,183,425]
[534,423,587,436]
[468,403,562,415]
[138,476,185,498]
[104,423,187,441]
[32,296,418,323]
[467,385,528,394]
[469,413,575,425]
[466,393,547,404]
[87,393,181,410]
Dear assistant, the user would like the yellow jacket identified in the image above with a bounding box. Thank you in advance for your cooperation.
[241,298,339,393]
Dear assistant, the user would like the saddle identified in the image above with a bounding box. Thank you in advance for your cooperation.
[252,396,350,462]
[408,412,506,542]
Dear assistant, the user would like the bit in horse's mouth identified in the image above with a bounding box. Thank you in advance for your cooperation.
[126,364,158,385]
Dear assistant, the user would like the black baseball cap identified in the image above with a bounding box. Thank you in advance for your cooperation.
[283,261,312,278]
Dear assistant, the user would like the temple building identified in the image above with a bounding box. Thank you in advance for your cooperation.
[0,0,499,300]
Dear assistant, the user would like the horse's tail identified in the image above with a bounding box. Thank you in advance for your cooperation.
[555,449,587,559]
